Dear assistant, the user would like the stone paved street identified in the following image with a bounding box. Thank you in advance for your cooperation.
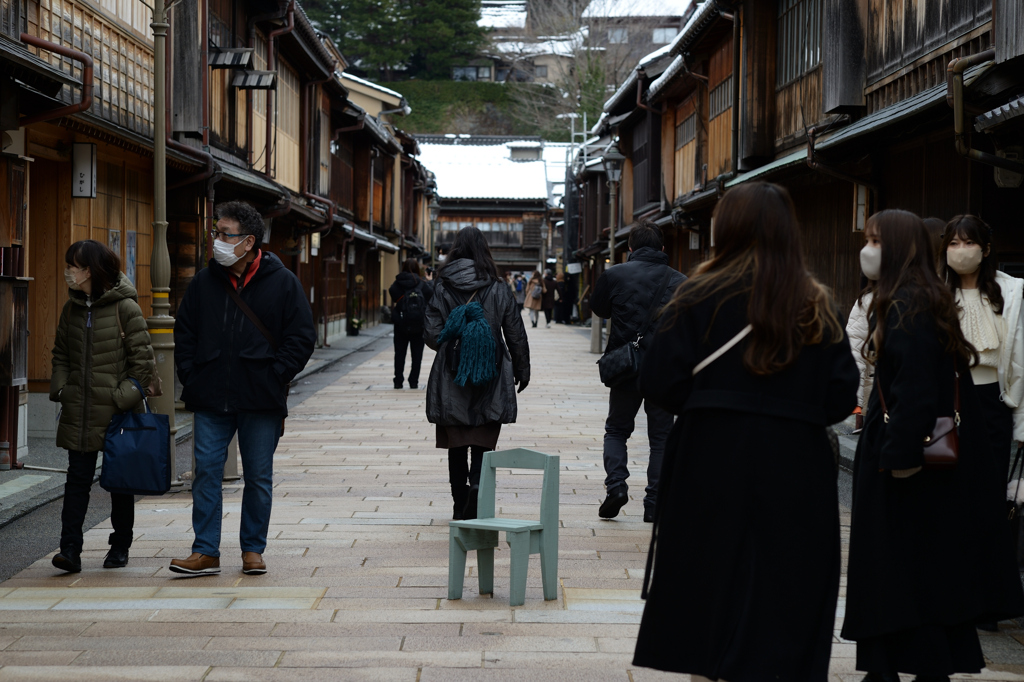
[1,318,1024,681]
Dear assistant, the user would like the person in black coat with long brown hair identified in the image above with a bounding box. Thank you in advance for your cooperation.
[632,182,859,681]
[842,210,1024,681]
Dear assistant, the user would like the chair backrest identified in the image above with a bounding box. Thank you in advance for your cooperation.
[478,448,559,525]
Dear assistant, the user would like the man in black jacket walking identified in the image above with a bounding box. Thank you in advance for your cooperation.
[170,201,315,576]
[591,222,685,522]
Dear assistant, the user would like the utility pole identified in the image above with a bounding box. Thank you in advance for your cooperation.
[149,0,178,475]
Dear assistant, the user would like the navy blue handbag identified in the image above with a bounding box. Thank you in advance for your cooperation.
[100,379,171,496]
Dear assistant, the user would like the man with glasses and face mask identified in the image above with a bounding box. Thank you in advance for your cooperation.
[171,201,315,576]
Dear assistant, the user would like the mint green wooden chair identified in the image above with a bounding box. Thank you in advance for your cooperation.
[447,448,559,606]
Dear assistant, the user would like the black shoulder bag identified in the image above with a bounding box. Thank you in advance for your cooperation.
[597,267,672,388]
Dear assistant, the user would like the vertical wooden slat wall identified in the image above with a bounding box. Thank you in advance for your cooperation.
[708,39,733,177]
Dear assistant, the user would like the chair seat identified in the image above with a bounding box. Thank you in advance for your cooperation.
[451,518,543,532]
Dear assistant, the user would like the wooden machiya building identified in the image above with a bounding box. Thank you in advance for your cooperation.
[0,0,435,466]
[570,0,1024,318]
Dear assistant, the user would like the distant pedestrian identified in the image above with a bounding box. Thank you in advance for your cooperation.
[541,269,557,327]
[524,271,545,328]
[940,215,1024,632]
[591,221,685,521]
[513,274,526,315]
[50,240,156,573]
[389,259,433,389]
[425,227,530,520]
[553,273,569,324]
[632,183,859,680]
[848,223,881,431]
[843,210,1024,679]
[171,201,316,577]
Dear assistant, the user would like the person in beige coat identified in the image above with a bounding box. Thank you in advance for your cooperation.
[524,271,545,328]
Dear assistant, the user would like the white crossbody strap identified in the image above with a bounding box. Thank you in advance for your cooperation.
[692,324,753,376]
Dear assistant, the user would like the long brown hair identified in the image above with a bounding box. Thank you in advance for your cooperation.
[664,182,843,376]
[938,214,1003,314]
[865,209,977,367]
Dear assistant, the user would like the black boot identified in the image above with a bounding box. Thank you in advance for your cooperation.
[103,546,129,568]
[599,485,629,519]
[52,548,82,573]
[452,484,469,520]
[462,484,479,520]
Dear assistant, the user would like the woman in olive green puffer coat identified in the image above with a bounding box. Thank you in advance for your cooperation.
[49,240,154,574]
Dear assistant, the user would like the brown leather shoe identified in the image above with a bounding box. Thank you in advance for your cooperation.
[168,553,220,576]
[241,551,267,575]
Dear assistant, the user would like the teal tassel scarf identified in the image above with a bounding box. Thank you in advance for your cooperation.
[437,301,497,387]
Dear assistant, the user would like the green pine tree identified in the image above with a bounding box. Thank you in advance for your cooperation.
[304,0,486,82]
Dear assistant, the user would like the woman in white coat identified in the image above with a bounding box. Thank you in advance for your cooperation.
[847,222,881,431]
[940,215,1024,631]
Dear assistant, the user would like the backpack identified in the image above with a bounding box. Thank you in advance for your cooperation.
[394,285,426,329]
[530,282,542,299]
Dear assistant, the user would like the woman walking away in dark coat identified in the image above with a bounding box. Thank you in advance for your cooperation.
[633,182,859,681]
[843,210,1024,681]
[425,227,531,520]
[50,240,155,573]
[389,258,433,389]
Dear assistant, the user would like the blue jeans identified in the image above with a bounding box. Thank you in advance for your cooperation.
[191,411,281,557]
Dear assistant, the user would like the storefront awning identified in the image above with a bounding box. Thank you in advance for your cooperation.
[218,162,287,200]
[725,147,808,187]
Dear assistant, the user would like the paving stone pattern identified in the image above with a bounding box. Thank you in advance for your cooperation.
[0,319,1023,681]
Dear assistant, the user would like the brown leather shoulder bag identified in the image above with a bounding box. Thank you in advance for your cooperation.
[875,370,960,470]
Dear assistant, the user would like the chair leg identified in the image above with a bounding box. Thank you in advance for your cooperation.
[540,535,558,601]
[448,528,467,600]
[507,530,530,607]
[477,547,494,595]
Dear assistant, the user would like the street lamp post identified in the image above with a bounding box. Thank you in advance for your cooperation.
[149,0,177,476]
[591,142,625,354]
[428,195,441,270]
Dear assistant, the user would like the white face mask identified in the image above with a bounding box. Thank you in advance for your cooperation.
[213,238,246,267]
[64,268,86,291]
[859,245,881,281]
[947,245,984,276]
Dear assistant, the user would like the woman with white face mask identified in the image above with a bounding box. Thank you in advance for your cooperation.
[847,222,882,432]
[940,215,1024,632]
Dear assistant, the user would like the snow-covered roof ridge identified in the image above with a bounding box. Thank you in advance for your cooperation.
[340,72,404,102]
[582,0,692,19]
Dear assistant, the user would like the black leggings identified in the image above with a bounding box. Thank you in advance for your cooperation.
[60,450,135,554]
[448,446,486,491]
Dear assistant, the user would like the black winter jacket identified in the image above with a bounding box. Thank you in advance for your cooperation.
[174,251,316,416]
[590,247,686,353]
[424,258,530,426]
[389,272,433,331]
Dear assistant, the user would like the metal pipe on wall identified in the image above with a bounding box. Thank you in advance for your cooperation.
[19,34,94,126]
[265,0,296,180]
[948,50,1024,174]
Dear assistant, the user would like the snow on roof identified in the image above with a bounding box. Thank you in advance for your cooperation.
[665,1,713,54]
[490,35,582,58]
[582,0,692,19]
[418,141,549,201]
[339,72,404,102]
[479,1,527,29]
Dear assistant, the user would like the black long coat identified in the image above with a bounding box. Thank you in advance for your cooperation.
[633,293,859,681]
[424,258,530,426]
[842,301,1024,642]
[175,252,315,417]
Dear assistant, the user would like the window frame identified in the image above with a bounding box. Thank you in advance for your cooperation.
[776,0,823,88]
[652,27,676,44]
[608,27,629,44]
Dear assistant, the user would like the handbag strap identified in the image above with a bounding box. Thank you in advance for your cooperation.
[222,278,278,351]
[876,369,960,425]
[128,378,150,413]
[634,267,673,347]
[692,324,753,376]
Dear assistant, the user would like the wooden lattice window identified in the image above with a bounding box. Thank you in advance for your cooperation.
[776,0,823,87]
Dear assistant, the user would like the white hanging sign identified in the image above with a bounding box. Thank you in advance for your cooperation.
[71,143,97,198]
